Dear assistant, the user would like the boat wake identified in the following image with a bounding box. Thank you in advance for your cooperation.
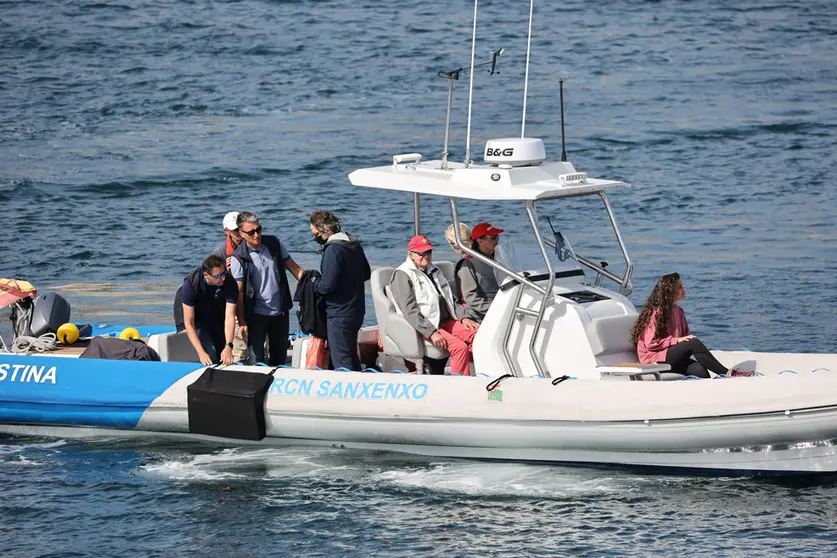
[137,444,680,499]
[0,438,67,467]
[376,461,627,498]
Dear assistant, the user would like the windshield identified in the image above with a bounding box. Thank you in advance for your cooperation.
[496,229,586,281]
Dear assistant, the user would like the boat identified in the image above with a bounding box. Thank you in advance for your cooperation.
[2,2,837,476]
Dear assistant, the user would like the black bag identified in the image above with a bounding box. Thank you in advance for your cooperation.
[79,337,161,361]
[186,367,276,441]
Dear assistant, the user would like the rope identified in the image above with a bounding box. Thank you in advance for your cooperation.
[486,373,513,392]
[9,333,59,355]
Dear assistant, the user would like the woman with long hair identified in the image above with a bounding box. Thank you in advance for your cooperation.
[631,273,734,378]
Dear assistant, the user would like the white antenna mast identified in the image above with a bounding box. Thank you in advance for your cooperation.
[464,0,479,167]
[521,0,535,137]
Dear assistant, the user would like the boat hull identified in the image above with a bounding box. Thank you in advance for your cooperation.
[3,354,837,475]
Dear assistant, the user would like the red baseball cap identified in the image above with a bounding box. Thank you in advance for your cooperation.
[471,222,504,240]
[407,235,434,252]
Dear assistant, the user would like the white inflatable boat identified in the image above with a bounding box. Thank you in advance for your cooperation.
[2,1,836,476]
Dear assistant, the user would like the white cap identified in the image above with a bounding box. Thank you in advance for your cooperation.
[223,211,239,231]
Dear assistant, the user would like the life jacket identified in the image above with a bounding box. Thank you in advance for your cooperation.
[173,268,230,332]
[393,258,456,329]
[225,236,237,257]
[231,235,293,322]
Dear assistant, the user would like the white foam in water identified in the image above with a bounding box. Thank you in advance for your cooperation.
[377,461,632,498]
[0,439,66,457]
[140,446,353,482]
[140,444,683,494]
[10,455,46,466]
[141,448,253,481]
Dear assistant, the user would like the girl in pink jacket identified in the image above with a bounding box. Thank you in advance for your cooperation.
[630,273,734,378]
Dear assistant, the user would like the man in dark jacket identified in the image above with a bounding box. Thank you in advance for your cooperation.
[231,212,304,365]
[310,210,371,370]
[176,254,238,365]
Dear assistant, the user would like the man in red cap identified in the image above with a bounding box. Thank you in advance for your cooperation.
[471,222,504,257]
[389,235,479,375]
[452,222,504,323]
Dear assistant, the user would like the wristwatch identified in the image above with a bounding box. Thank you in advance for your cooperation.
[226,342,234,349]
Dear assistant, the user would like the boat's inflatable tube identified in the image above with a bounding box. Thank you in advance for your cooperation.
[0,354,199,428]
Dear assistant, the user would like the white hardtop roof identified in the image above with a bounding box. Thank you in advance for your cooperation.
[348,155,630,201]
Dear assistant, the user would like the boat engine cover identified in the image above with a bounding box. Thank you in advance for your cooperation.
[187,368,275,441]
[29,293,71,337]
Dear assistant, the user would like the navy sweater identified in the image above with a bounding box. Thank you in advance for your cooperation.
[314,232,371,320]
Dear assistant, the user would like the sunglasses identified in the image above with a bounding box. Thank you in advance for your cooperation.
[241,226,262,236]
[479,235,498,241]
[410,250,433,257]
[206,272,225,280]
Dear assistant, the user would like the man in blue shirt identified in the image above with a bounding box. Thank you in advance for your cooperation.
[231,212,304,365]
[178,254,239,365]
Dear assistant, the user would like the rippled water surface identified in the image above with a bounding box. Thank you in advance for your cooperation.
[2,0,837,554]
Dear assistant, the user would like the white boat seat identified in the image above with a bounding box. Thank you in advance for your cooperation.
[146,330,199,363]
[587,314,680,379]
[587,313,641,366]
[370,266,449,362]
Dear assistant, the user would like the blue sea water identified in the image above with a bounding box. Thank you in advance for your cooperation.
[1,0,837,555]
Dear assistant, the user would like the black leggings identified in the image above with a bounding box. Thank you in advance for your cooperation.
[664,337,728,379]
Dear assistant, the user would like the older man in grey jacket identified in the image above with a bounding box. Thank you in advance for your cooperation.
[389,235,478,375]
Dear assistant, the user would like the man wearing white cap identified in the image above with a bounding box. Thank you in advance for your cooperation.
[211,211,243,270]
[211,211,247,361]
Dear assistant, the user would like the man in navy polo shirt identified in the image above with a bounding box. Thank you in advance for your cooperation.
[231,212,304,365]
[179,254,239,365]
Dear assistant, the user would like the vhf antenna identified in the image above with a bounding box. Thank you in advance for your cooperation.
[559,78,567,162]
[437,47,504,170]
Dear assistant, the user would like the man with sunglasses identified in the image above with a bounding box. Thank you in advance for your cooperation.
[178,254,238,366]
[389,235,478,375]
[231,212,304,365]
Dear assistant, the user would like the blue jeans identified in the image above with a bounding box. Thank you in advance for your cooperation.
[326,316,363,371]
[197,326,224,363]
[247,312,289,366]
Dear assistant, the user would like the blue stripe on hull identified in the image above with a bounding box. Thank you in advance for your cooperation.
[0,355,199,429]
